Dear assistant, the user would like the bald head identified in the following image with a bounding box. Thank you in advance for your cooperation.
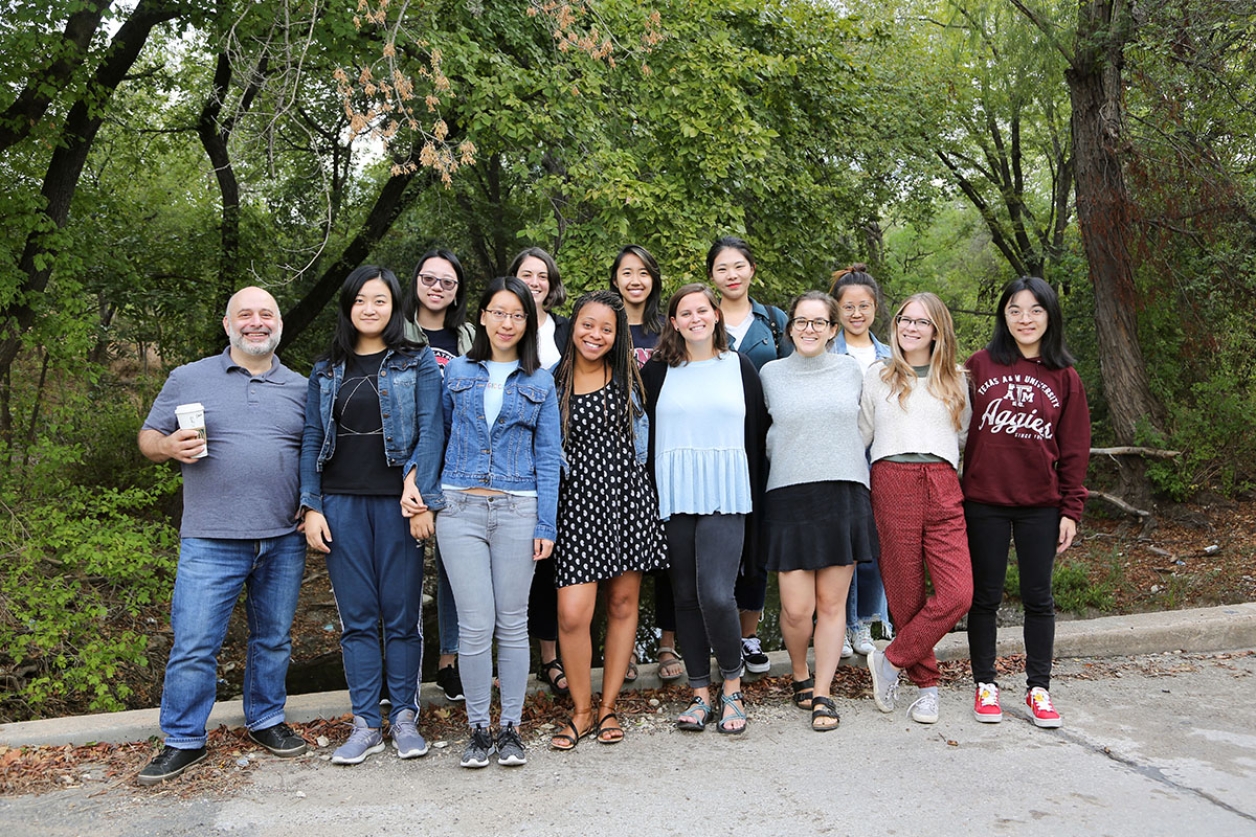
[223,286,283,363]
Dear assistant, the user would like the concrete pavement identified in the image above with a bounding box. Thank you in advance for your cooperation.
[3,602,1255,748]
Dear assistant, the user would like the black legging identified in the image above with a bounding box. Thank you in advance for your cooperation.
[665,513,745,689]
[965,501,1059,690]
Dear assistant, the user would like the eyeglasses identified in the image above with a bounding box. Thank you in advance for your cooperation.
[790,317,833,332]
[840,303,874,315]
[417,273,459,292]
[484,309,528,323]
[895,315,934,330]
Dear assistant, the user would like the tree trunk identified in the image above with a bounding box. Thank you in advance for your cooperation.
[278,154,433,352]
[0,0,185,381]
[1066,0,1163,504]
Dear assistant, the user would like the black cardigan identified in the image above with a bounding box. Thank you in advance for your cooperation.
[639,352,770,577]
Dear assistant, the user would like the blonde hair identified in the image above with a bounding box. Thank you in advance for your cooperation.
[880,292,967,431]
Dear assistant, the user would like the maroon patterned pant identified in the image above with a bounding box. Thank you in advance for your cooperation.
[870,461,973,688]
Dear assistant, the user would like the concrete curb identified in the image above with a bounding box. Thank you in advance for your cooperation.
[3,602,1254,748]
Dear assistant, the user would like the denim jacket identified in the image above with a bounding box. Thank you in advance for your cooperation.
[729,298,792,372]
[299,347,445,514]
[440,355,562,541]
[830,330,891,360]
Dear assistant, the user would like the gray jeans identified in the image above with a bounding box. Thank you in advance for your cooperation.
[665,513,746,688]
[436,491,538,728]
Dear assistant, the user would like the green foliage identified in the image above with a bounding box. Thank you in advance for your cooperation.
[1004,551,1118,615]
[0,359,181,720]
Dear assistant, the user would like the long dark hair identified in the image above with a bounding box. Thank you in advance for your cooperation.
[554,290,646,444]
[508,246,567,311]
[466,276,542,374]
[987,276,1075,369]
[325,265,414,366]
[407,248,468,331]
[652,283,729,367]
[609,244,664,335]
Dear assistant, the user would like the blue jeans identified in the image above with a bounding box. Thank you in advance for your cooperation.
[437,491,537,728]
[323,494,425,728]
[161,533,306,749]
[846,556,892,632]
[435,540,459,656]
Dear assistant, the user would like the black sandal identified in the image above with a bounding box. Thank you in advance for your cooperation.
[792,676,815,709]
[595,709,624,745]
[811,695,840,732]
[538,658,569,696]
[550,715,593,750]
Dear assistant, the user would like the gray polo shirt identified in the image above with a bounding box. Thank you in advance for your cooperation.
[142,348,308,539]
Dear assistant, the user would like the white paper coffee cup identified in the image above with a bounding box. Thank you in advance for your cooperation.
[175,402,208,458]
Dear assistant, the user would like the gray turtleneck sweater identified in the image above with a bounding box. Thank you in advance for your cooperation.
[760,350,869,492]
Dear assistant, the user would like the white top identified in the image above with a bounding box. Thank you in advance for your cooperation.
[537,315,561,370]
[858,361,971,468]
[724,313,752,350]
[847,342,878,374]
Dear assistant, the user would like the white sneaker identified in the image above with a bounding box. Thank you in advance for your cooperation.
[841,634,854,658]
[909,692,939,724]
[849,625,875,656]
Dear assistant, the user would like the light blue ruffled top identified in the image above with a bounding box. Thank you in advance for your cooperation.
[653,353,751,519]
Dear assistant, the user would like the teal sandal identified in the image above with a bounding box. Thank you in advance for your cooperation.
[675,696,711,731]
[718,690,747,735]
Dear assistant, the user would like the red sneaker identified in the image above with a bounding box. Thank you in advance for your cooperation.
[1026,687,1062,728]
[973,682,1003,723]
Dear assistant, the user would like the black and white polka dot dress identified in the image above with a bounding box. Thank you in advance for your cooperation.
[554,384,668,588]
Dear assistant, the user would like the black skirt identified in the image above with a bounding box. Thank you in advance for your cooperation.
[765,481,880,572]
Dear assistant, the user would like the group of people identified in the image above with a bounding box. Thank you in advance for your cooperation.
[135,235,1090,784]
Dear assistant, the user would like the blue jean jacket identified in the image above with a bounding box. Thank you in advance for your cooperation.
[729,298,792,372]
[299,347,445,514]
[440,356,562,541]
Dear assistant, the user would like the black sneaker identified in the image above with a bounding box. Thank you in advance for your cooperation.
[137,745,207,786]
[436,664,465,701]
[248,722,308,757]
[741,635,771,675]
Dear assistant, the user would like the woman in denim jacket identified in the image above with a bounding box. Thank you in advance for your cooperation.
[436,275,562,769]
[299,266,444,765]
[828,266,894,661]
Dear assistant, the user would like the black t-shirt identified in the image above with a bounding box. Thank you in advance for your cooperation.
[630,323,661,369]
[322,350,401,496]
[423,326,458,371]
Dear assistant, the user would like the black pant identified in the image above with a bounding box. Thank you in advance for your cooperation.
[965,502,1059,691]
[666,513,745,688]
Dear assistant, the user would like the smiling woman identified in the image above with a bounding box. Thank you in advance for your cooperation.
[436,276,561,769]
[299,265,445,765]
[759,290,877,732]
[641,283,769,736]
[548,290,667,750]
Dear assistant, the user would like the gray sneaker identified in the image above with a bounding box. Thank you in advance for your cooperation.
[496,723,526,766]
[461,725,494,769]
[331,716,385,765]
[390,709,429,759]
[867,647,900,713]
